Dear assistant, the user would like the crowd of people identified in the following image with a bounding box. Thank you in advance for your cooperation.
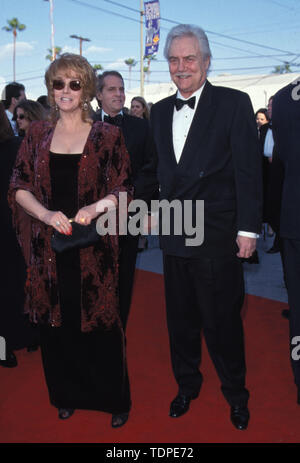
[0,23,299,432]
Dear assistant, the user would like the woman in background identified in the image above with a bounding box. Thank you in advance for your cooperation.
[14,99,46,136]
[0,102,38,367]
[130,96,150,120]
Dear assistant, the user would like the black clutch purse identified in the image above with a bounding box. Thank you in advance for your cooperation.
[51,219,100,253]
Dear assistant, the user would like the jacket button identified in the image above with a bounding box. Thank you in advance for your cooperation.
[199,171,204,178]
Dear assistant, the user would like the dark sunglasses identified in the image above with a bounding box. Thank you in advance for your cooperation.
[52,79,82,91]
[16,114,25,120]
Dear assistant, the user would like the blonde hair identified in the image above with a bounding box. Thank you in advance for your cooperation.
[45,53,96,124]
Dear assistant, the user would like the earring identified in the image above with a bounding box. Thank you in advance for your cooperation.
[83,100,89,111]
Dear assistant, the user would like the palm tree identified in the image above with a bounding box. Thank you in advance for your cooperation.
[144,54,156,84]
[144,65,151,84]
[124,58,137,89]
[93,64,103,75]
[45,46,62,61]
[272,63,292,74]
[2,18,26,81]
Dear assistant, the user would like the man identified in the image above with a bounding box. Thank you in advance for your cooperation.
[95,71,157,330]
[2,82,26,135]
[149,24,262,430]
[272,78,300,404]
[260,96,280,253]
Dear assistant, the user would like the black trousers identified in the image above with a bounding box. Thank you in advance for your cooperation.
[118,235,139,330]
[282,239,300,388]
[163,253,249,407]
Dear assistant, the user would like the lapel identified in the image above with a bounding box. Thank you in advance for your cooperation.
[159,93,178,169]
[177,80,215,171]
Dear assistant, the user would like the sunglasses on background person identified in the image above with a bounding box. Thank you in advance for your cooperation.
[52,80,82,91]
[16,114,26,120]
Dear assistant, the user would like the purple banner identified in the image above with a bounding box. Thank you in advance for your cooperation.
[144,0,160,56]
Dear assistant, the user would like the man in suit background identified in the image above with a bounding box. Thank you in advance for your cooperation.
[2,82,26,136]
[94,71,157,330]
[149,24,262,430]
[272,78,300,404]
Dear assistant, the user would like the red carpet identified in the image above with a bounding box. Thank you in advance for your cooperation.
[0,269,299,444]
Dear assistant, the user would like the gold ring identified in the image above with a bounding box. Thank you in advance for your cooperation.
[80,218,85,223]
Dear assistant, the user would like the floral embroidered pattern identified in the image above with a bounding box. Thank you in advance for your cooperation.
[8,121,133,332]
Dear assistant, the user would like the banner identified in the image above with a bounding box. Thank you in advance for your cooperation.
[144,0,160,56]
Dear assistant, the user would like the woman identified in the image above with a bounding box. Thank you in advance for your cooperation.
[255,108,269,131]
[14,99,46,136]
[8,53,133,427]
[130,96,150,120]
[0,103,39,367]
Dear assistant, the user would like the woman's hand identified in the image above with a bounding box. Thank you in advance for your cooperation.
[74,205,97,226]
[42,210,72,235]
[74,196,117,226]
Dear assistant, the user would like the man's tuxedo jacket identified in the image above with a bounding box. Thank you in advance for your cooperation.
[272,80,300,240]
[94,111,156,202]
[150,80,262,258]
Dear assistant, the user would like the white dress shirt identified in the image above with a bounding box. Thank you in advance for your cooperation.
[263,127,274,157]
[5,109,18,136]
[172,82,258,239]
[172,86,204,163]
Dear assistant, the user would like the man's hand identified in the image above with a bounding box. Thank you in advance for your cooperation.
[236,236,257,259]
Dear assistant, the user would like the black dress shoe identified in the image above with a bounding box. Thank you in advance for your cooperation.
[111,412,129,428]
[169,393,197,418]
[0,351,17,368]
[230,405,250,430]
[58,408,74,420]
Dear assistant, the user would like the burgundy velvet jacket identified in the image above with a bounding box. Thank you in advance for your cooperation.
[8,120,133,332]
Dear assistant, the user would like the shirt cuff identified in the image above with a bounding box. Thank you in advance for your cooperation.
[238,231,259,239]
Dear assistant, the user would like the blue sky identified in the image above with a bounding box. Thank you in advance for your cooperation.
[1,0,300,100]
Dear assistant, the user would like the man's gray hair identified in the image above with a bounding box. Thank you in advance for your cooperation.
[164,24,212,63]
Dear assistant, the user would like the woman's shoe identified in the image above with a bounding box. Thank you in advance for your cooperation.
[58,408,74,420]
[111,412,129,428]
[0,351,17,368]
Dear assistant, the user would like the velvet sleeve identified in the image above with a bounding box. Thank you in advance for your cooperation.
[106,128,134,203]
[7,125,36,265]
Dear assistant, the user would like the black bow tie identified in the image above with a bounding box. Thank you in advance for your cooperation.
[175,97,196,111]
[104,114,123,127]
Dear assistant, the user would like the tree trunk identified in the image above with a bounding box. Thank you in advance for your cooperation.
[13,29,16,81]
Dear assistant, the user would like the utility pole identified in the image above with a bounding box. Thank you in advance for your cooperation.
[44,0,55,61]
[70,35,91,56]
[140,0,144,97]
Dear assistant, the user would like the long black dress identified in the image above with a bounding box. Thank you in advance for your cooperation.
[39,152,130,414]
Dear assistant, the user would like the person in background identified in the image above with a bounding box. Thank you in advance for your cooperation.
[1,82,26,136]
[0,102,39,368]
[8,54,133,427]
[260,96,280,252]
[14,100,46,137]
[130,96,150,120]
[272,78,300,404]
[37,95,51,116]
[255,108,269,132]
[95,71,157,330]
